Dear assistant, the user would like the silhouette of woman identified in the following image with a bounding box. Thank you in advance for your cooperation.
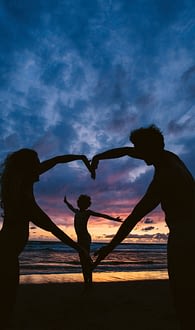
[64,194,122,289]
[0,148,91,329]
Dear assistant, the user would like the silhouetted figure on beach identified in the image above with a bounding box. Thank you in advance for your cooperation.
[0,148,92,329]
[64,194,122,289]
[91,125,195,330]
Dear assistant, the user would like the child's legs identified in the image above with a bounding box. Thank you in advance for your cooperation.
[79,252,92,283]
[78,238,92,284]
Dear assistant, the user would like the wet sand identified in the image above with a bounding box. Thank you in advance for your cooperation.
[12,279,179,330]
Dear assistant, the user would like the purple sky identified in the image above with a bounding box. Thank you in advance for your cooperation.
[0,0,195,242]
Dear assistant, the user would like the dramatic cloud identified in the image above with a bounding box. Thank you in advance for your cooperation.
[143,218,154,224]
[0,1,194,241]
[103,232,168,243]
[141,226,155,232]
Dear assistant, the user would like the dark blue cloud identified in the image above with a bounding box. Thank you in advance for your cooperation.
[0,0,195,236]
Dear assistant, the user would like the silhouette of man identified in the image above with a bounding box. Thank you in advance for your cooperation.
[91,125,195,330]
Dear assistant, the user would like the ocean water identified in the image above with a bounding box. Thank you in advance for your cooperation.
[19,241,168,283]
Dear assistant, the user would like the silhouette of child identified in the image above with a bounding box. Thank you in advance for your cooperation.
[64,194,122,288]
[0,148,92,329]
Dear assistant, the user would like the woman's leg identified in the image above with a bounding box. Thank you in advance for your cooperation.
[0,256,20,329]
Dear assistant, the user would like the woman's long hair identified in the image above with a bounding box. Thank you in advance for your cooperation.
[0,148,38,210]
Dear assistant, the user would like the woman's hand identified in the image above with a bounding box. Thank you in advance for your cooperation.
[90,156,99,179]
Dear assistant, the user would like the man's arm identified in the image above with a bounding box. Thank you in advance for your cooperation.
[90,147,141,179]
[39,154,91,175]
[89,210,122,222]
[93,181,160,266]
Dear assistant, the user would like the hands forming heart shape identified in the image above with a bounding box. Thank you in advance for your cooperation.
[81,156,99,180]
[1,125,194,327]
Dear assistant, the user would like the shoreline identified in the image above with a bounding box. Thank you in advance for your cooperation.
[20,269,168,284]
[12,278,179,330]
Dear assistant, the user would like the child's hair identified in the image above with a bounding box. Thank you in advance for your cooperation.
[77,194,91,210]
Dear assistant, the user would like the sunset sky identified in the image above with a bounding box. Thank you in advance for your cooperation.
[0,0,195,243]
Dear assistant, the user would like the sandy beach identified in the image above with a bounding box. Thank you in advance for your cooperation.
[11,279,179,330]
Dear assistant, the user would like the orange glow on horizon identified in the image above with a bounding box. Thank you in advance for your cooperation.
[29,209,168,243]
[0,198,168,243]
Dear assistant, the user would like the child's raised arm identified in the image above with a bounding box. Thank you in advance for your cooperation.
[63,195,77,213]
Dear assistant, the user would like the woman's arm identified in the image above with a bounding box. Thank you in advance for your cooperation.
[31,205,80,251]
[89,210,122,222]
[90,147,140,179]
[63,196,77,213]
[39,154,91,175]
